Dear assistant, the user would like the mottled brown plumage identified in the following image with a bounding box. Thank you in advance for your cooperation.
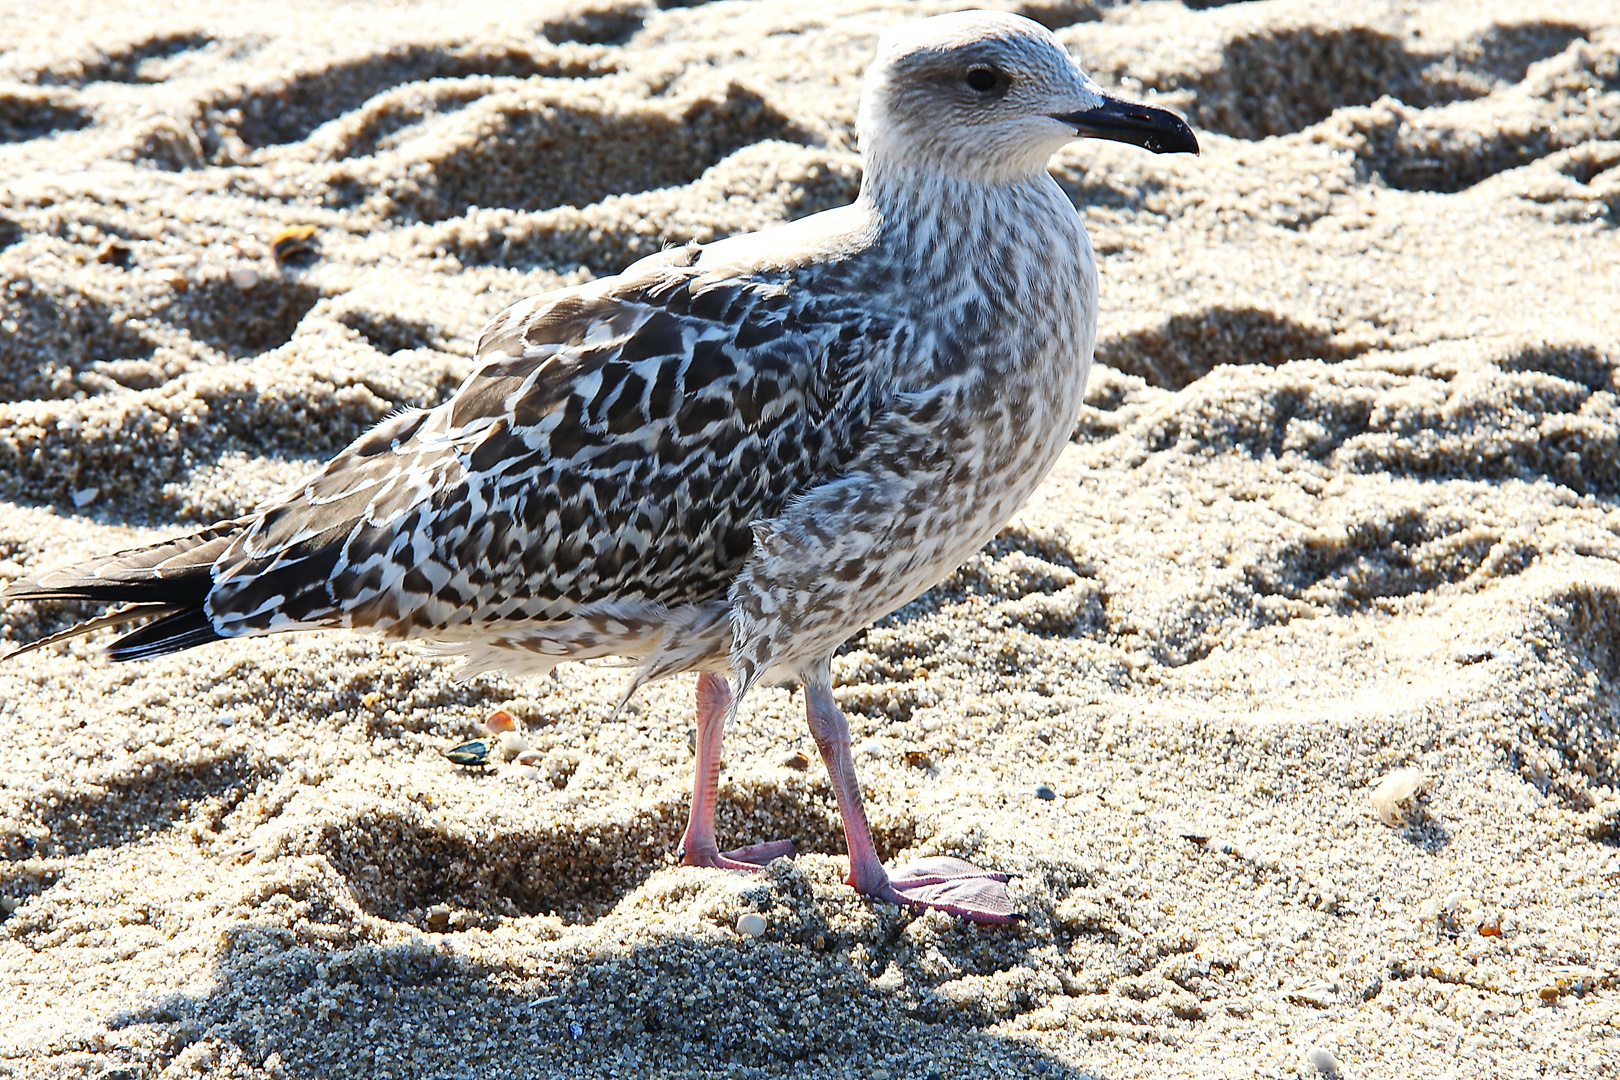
[3,10,1196,922]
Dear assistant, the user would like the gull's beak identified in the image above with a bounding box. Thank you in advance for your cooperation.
[1051,95,1199,155]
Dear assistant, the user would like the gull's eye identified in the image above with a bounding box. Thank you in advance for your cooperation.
[965,65,1003,93]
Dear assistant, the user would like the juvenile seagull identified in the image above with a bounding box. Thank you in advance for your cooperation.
[2,11,1195,922]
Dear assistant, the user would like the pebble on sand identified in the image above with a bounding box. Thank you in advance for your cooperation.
[1306,1046,1341,1076]
[270,224,319,264]
[485,710,532,757]
[1370,768,1426,827]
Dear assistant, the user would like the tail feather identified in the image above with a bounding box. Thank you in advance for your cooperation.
[3,519,244,606]
[1,519,246,661]
[104,608,222,661]
[3,603,182,659]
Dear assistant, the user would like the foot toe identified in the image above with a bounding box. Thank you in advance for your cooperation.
[721,839,797,865]
[880,857,1020,924]
[683,839,797,871]
[888,856,1009,887]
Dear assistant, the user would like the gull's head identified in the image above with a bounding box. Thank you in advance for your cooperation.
[858,10,1197,183]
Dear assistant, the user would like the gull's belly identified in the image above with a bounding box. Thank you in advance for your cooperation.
[808,391,1081,648]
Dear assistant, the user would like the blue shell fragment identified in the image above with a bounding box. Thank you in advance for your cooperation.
[444,739,491,766]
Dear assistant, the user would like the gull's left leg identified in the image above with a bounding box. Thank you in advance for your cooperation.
[802,666,1019,924]
[679,671,797,870]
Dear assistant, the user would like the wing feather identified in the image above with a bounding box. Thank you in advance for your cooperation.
[201,260,894,639]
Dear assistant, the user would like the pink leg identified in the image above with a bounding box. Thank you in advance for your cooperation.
[679,672,796,871]
[804,676,1019,924]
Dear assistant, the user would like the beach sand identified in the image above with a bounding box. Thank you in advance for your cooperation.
[1,0,1617,1076]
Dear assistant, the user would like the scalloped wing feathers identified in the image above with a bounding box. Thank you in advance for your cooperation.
[200,263,890,642]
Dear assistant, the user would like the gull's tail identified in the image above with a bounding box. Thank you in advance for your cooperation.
[1,520,247,662]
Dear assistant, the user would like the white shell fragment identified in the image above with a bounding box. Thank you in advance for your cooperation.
[1306,1046,1341,1076]
[1371,768,1426,827]
[735,912,767,937]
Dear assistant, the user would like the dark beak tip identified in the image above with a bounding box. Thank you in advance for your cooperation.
[1147,116,1199,157]
[1059,97,1200,156]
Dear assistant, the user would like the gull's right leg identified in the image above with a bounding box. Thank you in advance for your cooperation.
[802,665,1019,924]
[679,671,797,870]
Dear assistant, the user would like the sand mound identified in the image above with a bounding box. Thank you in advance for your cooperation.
[1,1,1617,1077]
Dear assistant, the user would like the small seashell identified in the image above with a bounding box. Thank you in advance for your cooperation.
[443,739,490,766]
[1288,980,1338,1008]
[481,712,529,756]
[517,750,544,766]
[425,905,451,932]
[72,487,99,509]
[781,749,810,769]
[270,224,319,265]
[903,750,930,768]
[1370,768,1425,827]
[735,912,767,937]
[228,264,260,290]
[1305,1046,1340,1076]
[1034,783,1057,801]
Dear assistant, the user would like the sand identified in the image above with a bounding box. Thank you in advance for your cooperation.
[1,0,1617,1076]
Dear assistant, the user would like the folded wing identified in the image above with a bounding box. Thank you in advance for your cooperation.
[5,257,890,659]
